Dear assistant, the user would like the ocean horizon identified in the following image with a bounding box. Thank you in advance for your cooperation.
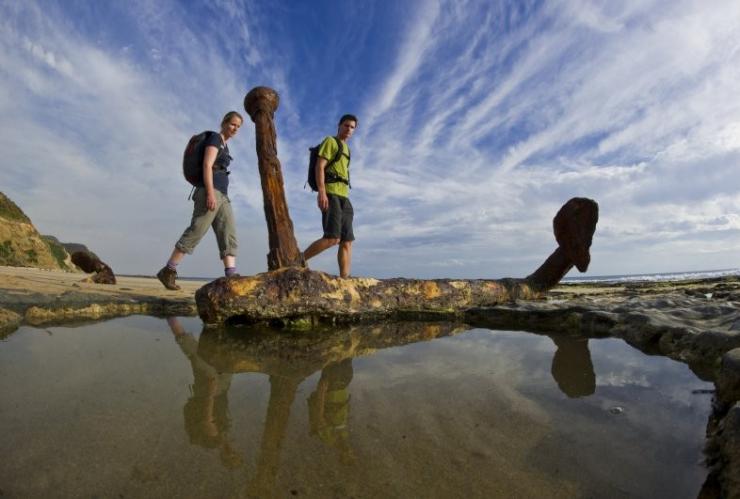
[125,267,740,284]
[562,268,740,284]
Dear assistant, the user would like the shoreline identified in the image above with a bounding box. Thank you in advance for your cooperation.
[0,265,737,331]
[0,265,208,332]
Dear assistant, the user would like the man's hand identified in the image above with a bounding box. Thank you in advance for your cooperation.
[315,156,329,211]
[317,191,329,212]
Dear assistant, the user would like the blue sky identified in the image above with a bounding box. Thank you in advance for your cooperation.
[1,0,739,279]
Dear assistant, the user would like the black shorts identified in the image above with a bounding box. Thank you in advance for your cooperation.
[322,194,354,242]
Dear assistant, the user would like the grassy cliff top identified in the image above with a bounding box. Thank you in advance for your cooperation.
[0,192,31,223]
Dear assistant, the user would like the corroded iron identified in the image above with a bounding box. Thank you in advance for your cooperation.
[195,197,599,325]
[243,86,304,270]
[525,197,598,291]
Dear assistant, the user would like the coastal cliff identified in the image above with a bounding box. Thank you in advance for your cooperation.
[0,192,77,271]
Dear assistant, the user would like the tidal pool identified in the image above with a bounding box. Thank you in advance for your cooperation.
[0,316,712,498]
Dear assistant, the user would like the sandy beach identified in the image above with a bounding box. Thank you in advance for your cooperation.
[0,266,208,331]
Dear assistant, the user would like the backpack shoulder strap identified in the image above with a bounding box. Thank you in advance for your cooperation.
[206,130,223,146]
[324,137,343,168]
[330,137,351,189]
[332,136,344,162]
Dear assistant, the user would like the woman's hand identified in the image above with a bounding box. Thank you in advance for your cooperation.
[206,191,217,211]
[202,145,219,211]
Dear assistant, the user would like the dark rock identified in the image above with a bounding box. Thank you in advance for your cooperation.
[63,242,98,260]
[71,251,116,285]
[0,307,21,337]
[718,403,740,499]
[718,349,740,407]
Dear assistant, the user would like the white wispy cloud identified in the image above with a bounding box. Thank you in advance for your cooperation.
[1,0,738,279]
[0,0,284,276]
[344,0,740,278]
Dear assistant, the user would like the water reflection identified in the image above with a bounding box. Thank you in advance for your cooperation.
[171,321,468,496]
[153,318,710,498]
[167,318,243,469]
[307,359,355,464]
[248,375,299,499]
[0,317,712,498]
[171,320,605,481]
[549,335,596,398]
[168,319,606,496]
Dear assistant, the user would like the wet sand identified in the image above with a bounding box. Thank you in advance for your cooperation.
[0,266,208,330]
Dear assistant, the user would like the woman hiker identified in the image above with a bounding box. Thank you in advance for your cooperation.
[157,111,243,290]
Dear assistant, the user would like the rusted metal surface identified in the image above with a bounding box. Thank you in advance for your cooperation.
[195,197,598,325]
[525,197,598,291]
[195,266,541,325]
[243,86,304,270]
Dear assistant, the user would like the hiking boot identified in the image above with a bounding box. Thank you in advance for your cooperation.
[157,266,181,290]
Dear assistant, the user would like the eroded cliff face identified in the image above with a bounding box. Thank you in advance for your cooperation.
[0,192,77,271]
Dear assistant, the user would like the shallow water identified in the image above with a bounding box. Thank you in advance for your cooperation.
[0,316,712,498]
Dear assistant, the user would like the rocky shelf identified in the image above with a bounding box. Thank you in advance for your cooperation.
[0,265,204,332]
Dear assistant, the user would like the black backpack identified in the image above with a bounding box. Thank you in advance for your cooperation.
[182,131,216,186]
[306,136,350,192]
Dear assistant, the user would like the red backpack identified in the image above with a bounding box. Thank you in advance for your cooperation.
[182,131,216,186]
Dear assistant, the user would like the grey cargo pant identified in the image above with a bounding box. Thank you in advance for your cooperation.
[175,187,238,259]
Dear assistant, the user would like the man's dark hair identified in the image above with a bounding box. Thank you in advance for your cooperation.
[338,114,358,126]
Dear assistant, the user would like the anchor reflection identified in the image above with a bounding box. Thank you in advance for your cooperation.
[549,334,596,398]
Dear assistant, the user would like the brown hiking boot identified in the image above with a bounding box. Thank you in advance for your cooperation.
[157,266,181,290]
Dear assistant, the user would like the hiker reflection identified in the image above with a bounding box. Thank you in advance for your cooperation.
[167,317,243,469]
[307,358,355,464]
[550,335,596,398]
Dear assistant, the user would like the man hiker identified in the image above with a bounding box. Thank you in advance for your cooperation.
[303,114,357,278]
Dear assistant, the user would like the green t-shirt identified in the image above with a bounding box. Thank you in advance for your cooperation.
[318,136,350,198]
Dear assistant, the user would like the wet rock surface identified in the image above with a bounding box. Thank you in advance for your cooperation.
[469,276,740,372]
[0,307,21,337]
[719,349,740,406]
